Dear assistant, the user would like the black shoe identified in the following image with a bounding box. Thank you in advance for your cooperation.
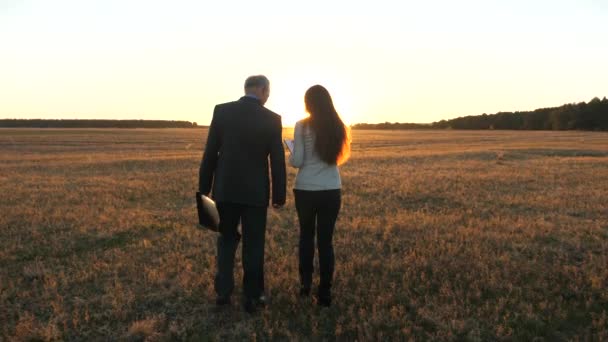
[243,297,257,314]
[316,289,331,307]
[216,296,231,306]
[317,295,331,307]
[299,287,311,298]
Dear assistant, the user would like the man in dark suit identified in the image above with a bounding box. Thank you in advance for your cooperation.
[199,75,286,313]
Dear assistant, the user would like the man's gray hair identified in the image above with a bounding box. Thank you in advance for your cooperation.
[244,75,270,90]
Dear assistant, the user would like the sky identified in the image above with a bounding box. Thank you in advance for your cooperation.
[1,0,607,126]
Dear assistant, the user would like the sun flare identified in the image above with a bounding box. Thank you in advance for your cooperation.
[267,73,354,127]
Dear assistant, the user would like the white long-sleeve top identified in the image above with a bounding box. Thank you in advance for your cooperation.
[288,120,341,190]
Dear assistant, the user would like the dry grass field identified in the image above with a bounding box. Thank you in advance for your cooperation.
[1,128,607,341]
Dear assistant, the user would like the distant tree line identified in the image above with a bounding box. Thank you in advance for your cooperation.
[352,97,608,131]
[3,97,606,131]
[0,119,205,129]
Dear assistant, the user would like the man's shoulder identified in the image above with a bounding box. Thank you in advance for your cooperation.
[263,108,282,121]
[253,105,281,124]
[215,99,282,122]
[215,100,239,111]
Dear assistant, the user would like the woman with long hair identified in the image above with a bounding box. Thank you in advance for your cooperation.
[288,85,350,307]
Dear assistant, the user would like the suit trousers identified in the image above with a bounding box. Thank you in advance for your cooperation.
[293,189,341,295]
[214,202,267,300]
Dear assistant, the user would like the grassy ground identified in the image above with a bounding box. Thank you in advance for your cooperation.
[1,128,607,340]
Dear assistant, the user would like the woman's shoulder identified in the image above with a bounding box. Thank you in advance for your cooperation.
[296,118,311,127]
[296,118,314,134]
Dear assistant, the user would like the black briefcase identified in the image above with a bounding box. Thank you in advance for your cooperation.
[195,192,220,231]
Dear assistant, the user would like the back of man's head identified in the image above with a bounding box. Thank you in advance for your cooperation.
[244,75,270,105]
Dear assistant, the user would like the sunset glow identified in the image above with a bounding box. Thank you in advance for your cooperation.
[1,0,607,126]
[269,71,355,126]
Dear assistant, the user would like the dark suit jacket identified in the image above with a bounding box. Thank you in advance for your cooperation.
[199,96,286,207]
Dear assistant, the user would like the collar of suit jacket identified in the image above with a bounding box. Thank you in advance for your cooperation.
[240,96,262,105]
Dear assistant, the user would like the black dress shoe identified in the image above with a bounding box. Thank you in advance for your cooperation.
[317,295,331,307]
[216,296,231,306]
[243,297,257,314]
[316,290,331,307]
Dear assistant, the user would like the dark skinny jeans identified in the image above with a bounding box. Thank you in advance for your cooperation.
[293,189,341,296]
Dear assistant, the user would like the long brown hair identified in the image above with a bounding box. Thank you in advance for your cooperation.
[304,85,350,165]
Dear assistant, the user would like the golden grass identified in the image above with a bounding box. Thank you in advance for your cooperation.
[1,128,607,340]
